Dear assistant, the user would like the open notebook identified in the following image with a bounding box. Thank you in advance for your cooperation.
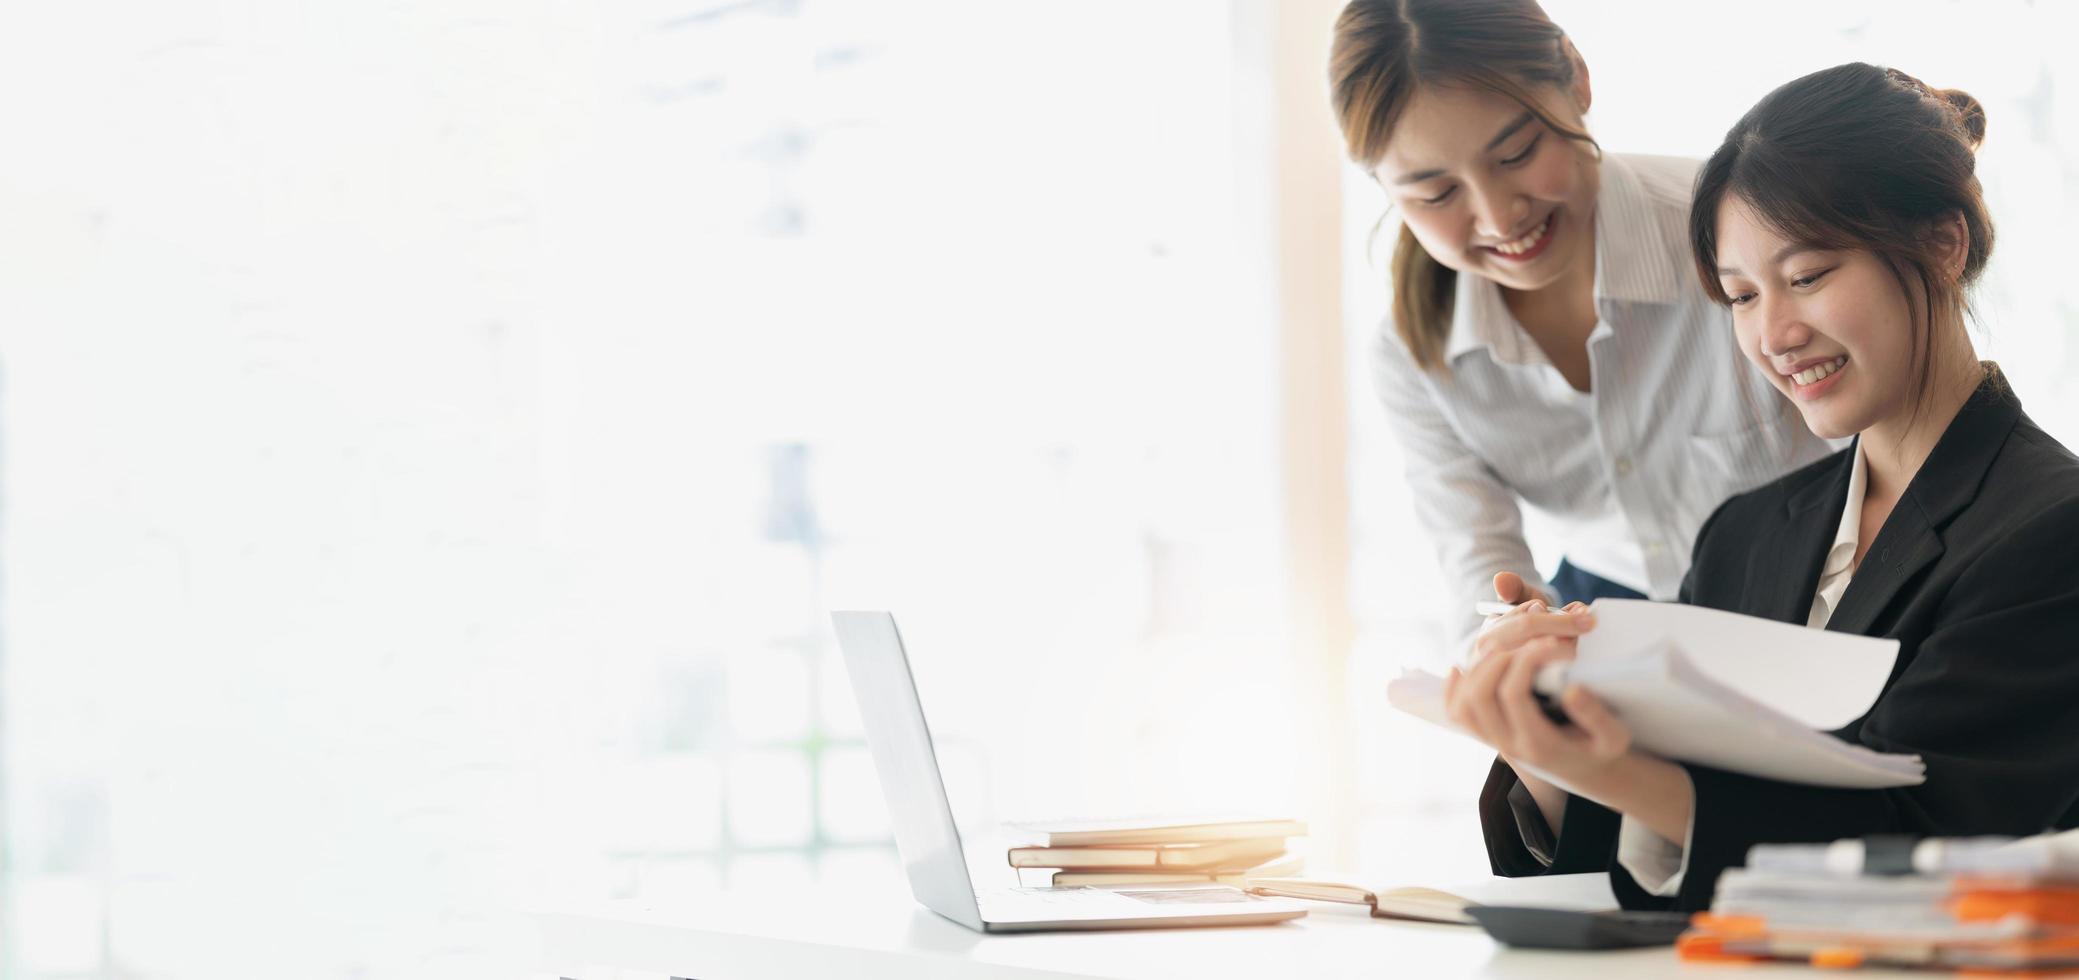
[1388,599,1924,789]
[1245,872,1616,925]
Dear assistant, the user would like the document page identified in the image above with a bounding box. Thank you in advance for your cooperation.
[1572,599,1899,730]
[1387,601,1921,788]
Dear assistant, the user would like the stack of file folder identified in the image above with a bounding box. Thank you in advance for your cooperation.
[1004,816,1305,887]
[1682,832,2079,972]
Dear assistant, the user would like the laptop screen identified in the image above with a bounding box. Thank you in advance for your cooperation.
[829,611,986,928]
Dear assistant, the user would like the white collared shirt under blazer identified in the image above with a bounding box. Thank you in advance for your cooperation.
[1372,153,1835,640]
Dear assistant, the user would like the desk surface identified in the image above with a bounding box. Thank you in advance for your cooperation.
[533,880,1931,980]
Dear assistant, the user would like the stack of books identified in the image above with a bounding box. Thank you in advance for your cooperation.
[1004,816,1306,888]
[1682,833,2079,972]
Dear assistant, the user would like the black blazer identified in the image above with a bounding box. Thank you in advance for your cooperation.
[1478,364,2079,911]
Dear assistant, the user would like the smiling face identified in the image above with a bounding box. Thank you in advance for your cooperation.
[1711,197,1925,441]
[1371,83,1600,295]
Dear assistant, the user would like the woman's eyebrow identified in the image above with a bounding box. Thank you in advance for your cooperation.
[1717,245,1826,276]
[1391,111,1538,186]
[1484,111,1536,151]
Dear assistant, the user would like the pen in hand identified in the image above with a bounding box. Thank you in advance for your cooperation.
[1473,600,1584,617]
[1469,600,1583,724]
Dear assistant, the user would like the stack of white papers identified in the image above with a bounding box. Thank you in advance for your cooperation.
[1386,599,1924,788]
[1693,831,2079,972]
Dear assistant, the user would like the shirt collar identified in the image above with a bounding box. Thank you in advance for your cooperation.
[1445,263,1531,363]
[1441,153,1684,365]
[1814,440,1868,622]
[1592,154,1686,307]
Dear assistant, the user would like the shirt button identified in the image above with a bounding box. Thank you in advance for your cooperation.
[1647,542,1665,556]
[1615,457,1634,477]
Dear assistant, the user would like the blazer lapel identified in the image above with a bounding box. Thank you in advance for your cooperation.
[1824,502,1941,636]
[1753,452,1853,625]
[1825,364,2021,636]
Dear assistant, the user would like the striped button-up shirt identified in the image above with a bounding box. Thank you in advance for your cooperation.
[1372,153,1834,641]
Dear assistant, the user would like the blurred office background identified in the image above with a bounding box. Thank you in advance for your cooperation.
[1,0,2075,976]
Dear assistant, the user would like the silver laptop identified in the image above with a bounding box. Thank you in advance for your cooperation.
[829,611,1307,932]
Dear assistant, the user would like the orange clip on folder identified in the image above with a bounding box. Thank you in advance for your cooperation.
[1950,887,2079,927]
[1677,914,1767,964]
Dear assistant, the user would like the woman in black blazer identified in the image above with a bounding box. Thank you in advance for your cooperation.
[1444,62,2079,912]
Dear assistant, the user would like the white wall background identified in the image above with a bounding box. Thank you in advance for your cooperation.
[0,2,1294,977]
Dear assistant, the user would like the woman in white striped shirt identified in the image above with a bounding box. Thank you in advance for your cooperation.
[1328,0,1831,641]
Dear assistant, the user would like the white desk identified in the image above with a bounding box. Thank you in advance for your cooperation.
[532,880,1929,979]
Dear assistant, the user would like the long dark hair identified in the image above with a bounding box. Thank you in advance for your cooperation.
[1328,0,1596,373]
[1689,63,1993,419]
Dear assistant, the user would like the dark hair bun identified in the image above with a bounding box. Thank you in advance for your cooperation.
[1938,88,1987,151]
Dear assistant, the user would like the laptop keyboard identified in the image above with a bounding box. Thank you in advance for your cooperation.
[1112,887,1256,905]
[999,886,1252,906]
[1001,887,1107,906]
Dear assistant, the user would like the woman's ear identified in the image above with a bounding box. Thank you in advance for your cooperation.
[1935,210,1971,282]
[1562,36,1593,115]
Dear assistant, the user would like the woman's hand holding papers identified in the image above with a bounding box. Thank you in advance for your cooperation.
[1449,589,1628,781]
[1445,574,1697,848]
